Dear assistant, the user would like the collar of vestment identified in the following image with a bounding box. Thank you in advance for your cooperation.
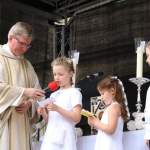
[0,44,24,60]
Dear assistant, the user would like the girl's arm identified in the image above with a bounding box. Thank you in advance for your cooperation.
[37,107,48,123]
[88,103,121,134]
[47,102,82,123]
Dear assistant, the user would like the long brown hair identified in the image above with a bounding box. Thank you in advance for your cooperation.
[97,75,129,122]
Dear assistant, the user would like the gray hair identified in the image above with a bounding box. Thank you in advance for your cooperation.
[8,22,33,39]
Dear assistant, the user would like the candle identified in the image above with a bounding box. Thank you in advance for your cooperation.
[136,47,143,78]
[72,58,77,87]
[71,51,80,86]
[136,41,145,78]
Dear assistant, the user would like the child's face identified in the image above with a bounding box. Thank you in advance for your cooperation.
[99,88,114,106]
[53,65,73,88]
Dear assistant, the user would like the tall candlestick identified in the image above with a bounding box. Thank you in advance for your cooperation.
[136,41,145,78]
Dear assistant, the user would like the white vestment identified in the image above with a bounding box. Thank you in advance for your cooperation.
[144,86,150,140]
[0,44,40,150]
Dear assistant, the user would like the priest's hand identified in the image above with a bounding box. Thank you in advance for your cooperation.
[15,100,32,113]
[23,88,45,100]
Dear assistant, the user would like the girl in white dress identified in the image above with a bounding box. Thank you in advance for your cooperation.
[88,75,129,150]
[39,57,82,150]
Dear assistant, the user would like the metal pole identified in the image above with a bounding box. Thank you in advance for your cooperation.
[61,26,65,56]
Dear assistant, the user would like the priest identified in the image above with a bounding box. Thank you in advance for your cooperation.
[0,22,45,150]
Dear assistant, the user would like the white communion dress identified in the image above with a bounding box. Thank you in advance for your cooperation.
[94,103,124,150]
[40,87,82,150]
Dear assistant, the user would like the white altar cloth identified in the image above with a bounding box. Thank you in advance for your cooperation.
[77,130,148,150]
[33,130,149,150]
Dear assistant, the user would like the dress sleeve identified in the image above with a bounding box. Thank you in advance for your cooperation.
[144,86,150,139]
[0,61,5,82]
[0,62,24,113]
[70,88,82,108]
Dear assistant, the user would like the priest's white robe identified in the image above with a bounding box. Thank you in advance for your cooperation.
[0,44,41,150]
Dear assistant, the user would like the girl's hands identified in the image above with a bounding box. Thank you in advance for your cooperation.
[37,107,44,115]
[144,139,150,148]
[37,107,48,123]
[88,116,95,127]
[46,102,58,112]
[46,102,82,123]
[88,116,99,128]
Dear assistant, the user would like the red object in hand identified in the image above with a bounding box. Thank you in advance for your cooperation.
[48,81,58,91]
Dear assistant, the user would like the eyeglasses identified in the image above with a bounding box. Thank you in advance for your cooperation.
[14,37,31,49]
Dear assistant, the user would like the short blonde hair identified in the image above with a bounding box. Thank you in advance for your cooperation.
[8,22,33,39]
[51,56,75,73]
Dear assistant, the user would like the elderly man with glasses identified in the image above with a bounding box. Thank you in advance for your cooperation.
[0,22,45,150]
